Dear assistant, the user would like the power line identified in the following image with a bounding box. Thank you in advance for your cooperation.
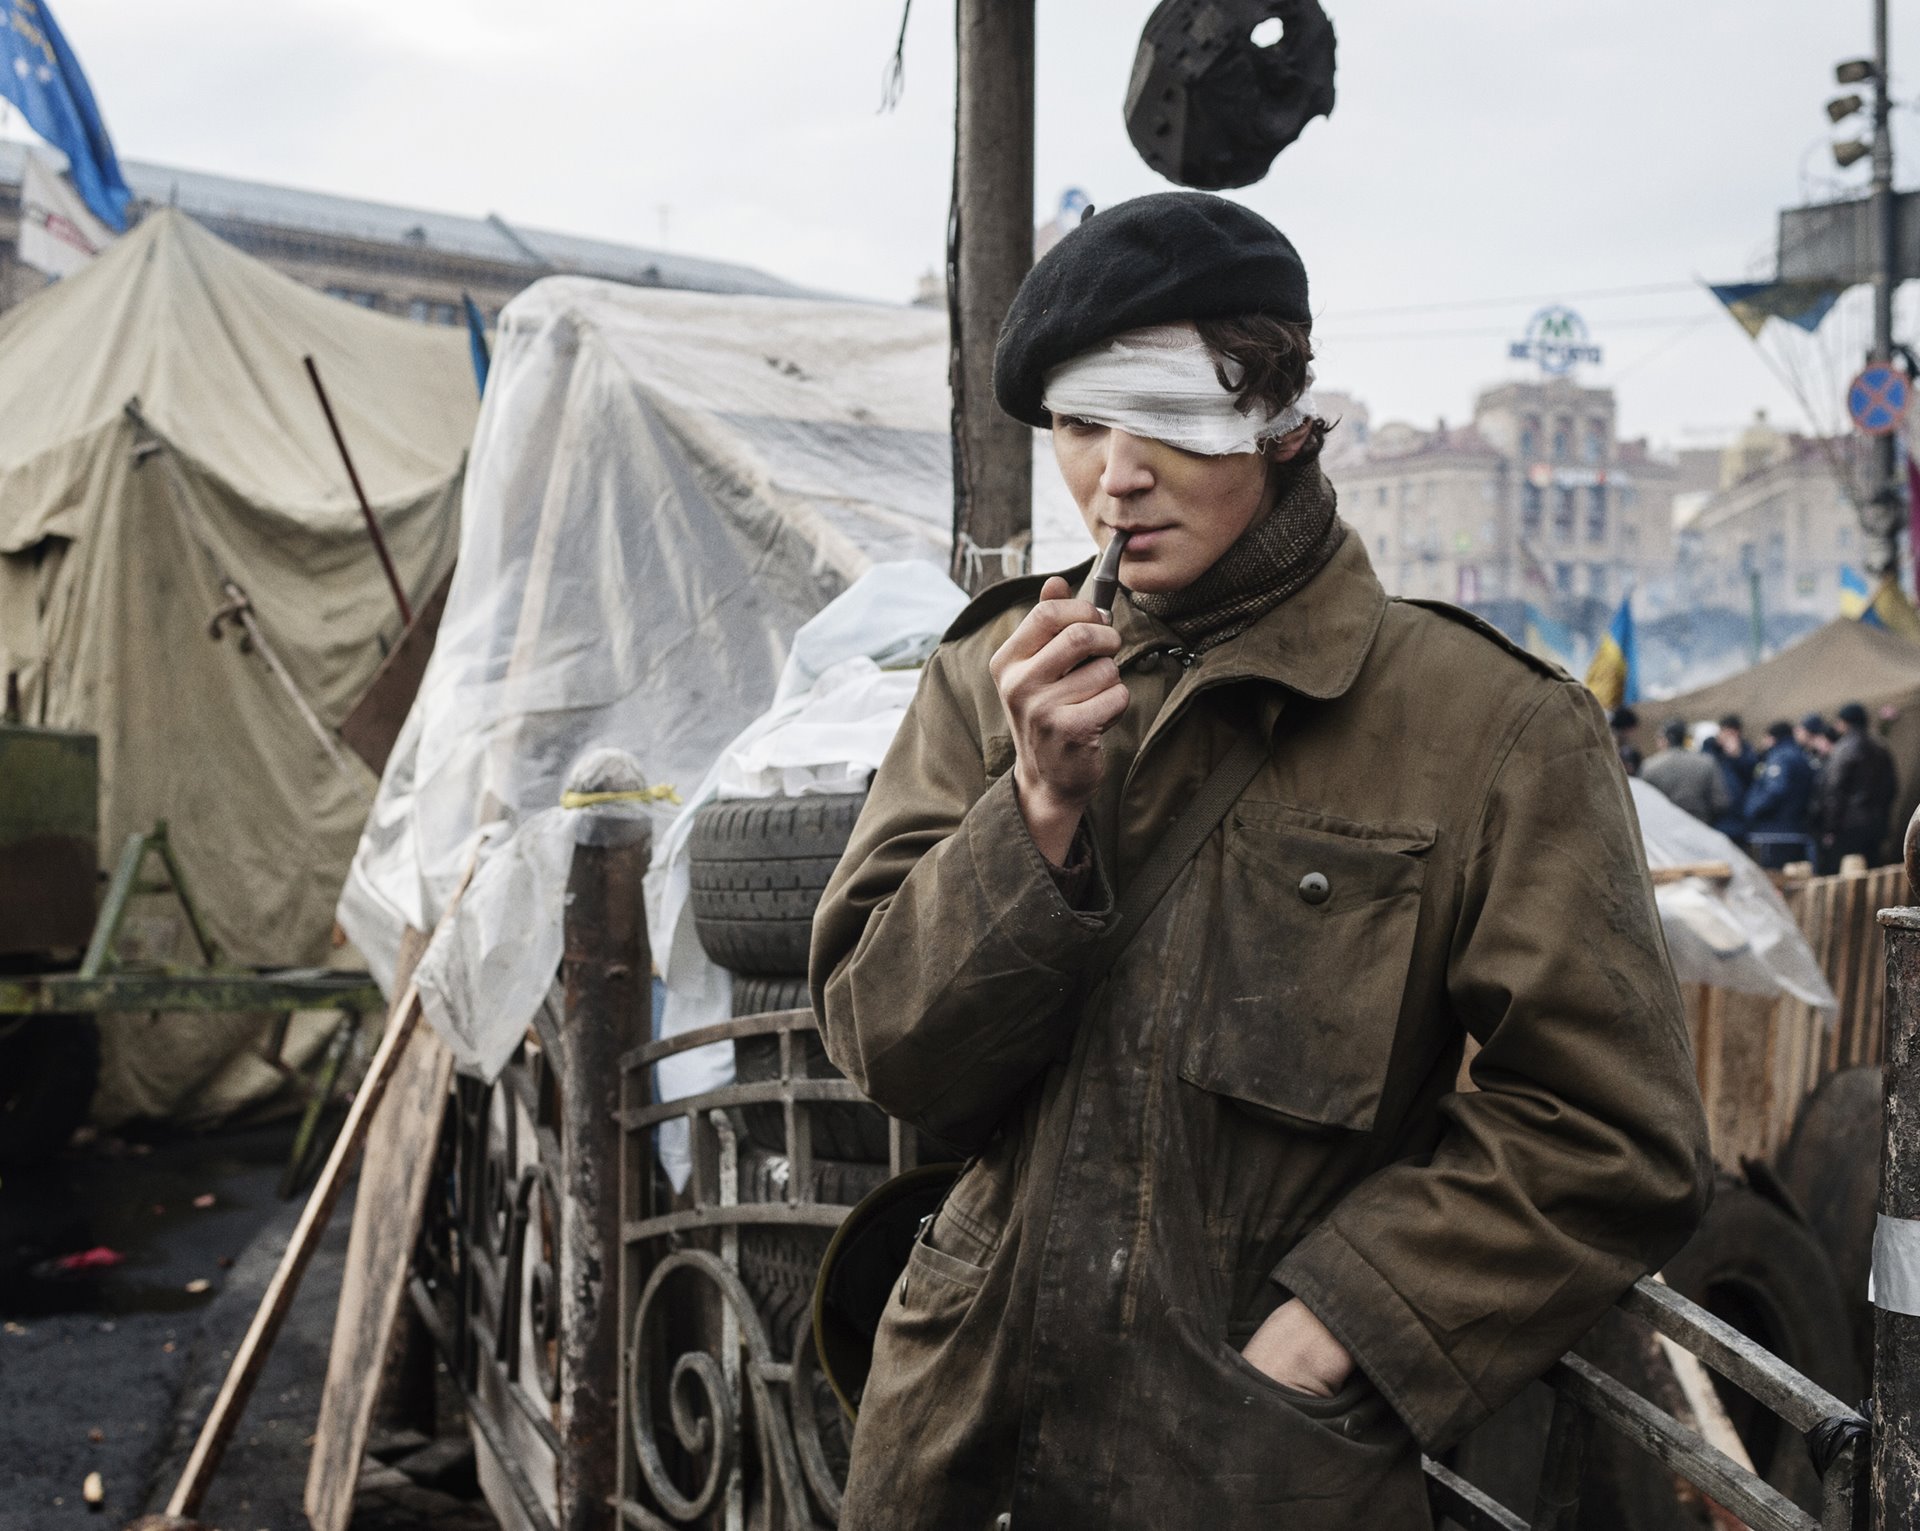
[1321,280,1699,322]
[1318,314,1712,343]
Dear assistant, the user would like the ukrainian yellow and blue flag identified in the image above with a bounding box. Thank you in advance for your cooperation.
[1840,566,1920,641]
[1585,594,1638,709]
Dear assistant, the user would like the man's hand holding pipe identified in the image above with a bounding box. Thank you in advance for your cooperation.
[989,576,1129,866]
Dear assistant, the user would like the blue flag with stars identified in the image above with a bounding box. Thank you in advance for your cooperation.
[0,0,128,230]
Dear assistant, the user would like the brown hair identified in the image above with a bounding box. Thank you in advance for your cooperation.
[1193,314,1333,461]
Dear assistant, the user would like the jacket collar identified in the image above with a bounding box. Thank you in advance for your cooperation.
[1105,520,1387,702]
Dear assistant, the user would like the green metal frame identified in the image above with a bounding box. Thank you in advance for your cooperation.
[79,819,217,978]
[0,818,380,1016]
[0,820,383,1194]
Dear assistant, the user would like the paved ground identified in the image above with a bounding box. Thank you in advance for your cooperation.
[1,1122,496,1530]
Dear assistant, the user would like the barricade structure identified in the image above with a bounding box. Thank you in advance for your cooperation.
[410,815,1916,1530]
[410,809,646,1531]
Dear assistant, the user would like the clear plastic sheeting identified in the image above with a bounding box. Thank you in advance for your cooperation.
[339,276,1088,990]
[644,563,968,1189]
[412,747,655,1081]
[1629,778,1837,1011]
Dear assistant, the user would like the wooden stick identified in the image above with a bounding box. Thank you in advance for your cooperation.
[303,354,413,627]
[1649,862,1734,886]
[163,875,467,1518]
[165,977,424,1517]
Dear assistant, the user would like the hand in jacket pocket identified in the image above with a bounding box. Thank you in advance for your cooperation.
[1240,1297,1353,1397]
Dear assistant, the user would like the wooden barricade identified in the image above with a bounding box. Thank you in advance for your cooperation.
[1685,862,1907,1170]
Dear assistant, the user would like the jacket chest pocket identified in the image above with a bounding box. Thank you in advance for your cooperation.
[1178,802,1434,1133]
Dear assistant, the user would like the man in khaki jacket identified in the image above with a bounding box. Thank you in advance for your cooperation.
[810,192,1712,1530]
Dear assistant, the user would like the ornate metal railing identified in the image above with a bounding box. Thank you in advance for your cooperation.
[616,1006,915,1531]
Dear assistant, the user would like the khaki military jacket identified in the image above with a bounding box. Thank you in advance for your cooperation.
[810,527,1712,1531]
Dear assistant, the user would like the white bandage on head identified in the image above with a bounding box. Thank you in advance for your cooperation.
[1039,322,1316,457]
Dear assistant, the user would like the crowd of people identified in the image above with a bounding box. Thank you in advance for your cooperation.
[1614,703,1899,872]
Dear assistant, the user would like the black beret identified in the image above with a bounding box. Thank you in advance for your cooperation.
[992,191,1310,428]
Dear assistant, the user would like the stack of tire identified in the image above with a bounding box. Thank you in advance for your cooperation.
[686,793,892,1375]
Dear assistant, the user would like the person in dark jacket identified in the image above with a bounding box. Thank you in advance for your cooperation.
[1796,713,1831,846]
[1700,724,1749,844]
[1743,720,1816,869]
[1609,705,1642,775]
[1717,715,1757,791]
[1642,719,1732,825]
[812,192,1710,1531]
[1821,701,1898,869]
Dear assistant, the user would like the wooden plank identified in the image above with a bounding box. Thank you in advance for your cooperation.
[1650,862,1735,885]
[339,567,454,776]
[162,926,435,1520]
[1621,1280,1861,1436]
[1421,1457,1527,1531]
[303,998,454,1531]
[1548,1356,1817,1531]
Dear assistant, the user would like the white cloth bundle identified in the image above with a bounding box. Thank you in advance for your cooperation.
[1039,322,1316,456]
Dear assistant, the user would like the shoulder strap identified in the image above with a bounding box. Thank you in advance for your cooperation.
[1067,730,1268,1012]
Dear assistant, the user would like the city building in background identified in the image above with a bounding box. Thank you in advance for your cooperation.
[0,141,806,320]
[1674,410,1872,627]
[1329,375,1679,637]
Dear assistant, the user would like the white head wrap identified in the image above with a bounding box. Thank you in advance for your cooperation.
[1039,322,1316,456]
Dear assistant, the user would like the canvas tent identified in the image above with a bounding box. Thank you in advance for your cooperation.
[1653,617,1920,858]
[0,210,476,1118]
[341,275,1088,986]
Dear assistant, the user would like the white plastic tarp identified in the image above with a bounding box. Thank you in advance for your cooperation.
[644,563,967,1187]
[1630,778,1836,1011]
[339,275,1082,1066]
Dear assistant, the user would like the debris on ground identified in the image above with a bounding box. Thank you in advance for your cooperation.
[54,1247,126,1275]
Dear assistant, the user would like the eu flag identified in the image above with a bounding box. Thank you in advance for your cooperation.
[462,292,491,397]
[0,0,129,230]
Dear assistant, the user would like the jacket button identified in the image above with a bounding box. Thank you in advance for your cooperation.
[1298,872,1331,905]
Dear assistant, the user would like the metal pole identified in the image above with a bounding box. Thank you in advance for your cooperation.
[1874,866,1920,1525]
[1868,0,1901,579]
[302,355,415,626]
[949,0,1035,595]
[557,806,651,1531]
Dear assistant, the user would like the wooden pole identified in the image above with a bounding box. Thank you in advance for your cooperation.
[1875,899,1920,1523]
[556,808,652,1530]
[166,949,431,1520]
[949,0,1035,595]
[164,864,472,1523]
[303,354,414,627]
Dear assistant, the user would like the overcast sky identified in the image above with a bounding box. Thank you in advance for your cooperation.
[29,0,1920,449]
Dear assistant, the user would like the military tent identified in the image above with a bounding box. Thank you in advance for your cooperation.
[1653,618,1920,859]
[0,209,476,1118]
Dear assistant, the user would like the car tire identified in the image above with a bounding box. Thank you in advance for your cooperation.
[735,1146,889,1352]
[1775,1065,1882,1381]
[731,977,897,1163]
[688,795,866,977]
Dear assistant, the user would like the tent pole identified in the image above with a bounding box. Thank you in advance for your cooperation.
[303,355,414,627]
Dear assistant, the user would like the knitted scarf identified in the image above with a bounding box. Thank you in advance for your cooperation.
[1127,461,1344,653]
